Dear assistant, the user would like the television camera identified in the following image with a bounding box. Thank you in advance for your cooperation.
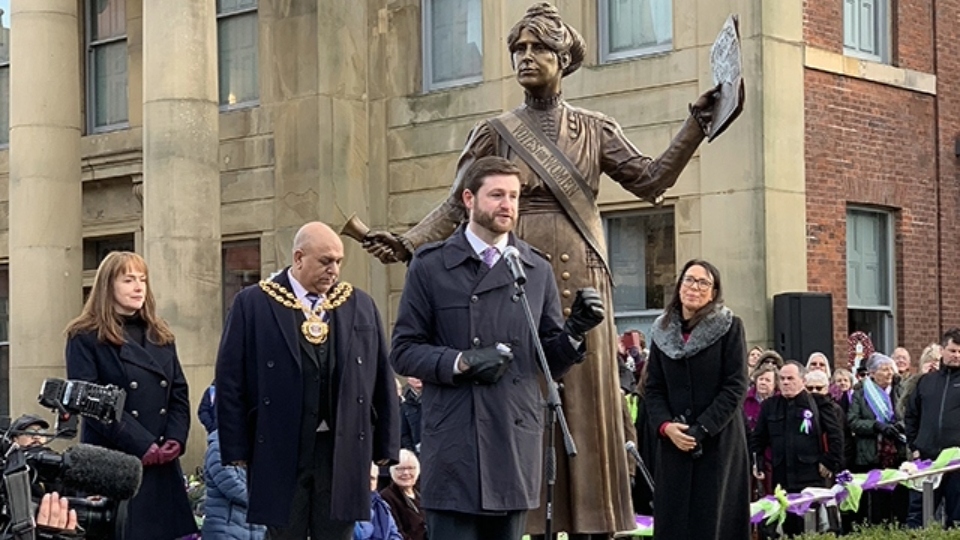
[1,379,142,540]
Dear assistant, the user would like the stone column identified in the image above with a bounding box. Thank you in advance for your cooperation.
[8,0,82,417]
[142,1,220,465]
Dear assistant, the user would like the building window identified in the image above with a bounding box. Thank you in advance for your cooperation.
[222,240,261,321]
[422,0,483,91]
[86,0,128,131]
[847,208,895,354]
[83,234,135,271]
[217,0,259,108]
[604,209,675,340]
[0,2,10,146]
[599,0,672,63]
[843,0,888,62]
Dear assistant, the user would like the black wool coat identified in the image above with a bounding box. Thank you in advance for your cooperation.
[645,307,751,540]
[390,227,582,514]
[750,392,844,491]
[65,330,198,540]
[215,270,400,526]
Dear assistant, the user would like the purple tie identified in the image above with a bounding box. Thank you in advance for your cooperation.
[481,247,498,268]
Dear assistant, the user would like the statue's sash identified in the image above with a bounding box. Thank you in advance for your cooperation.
[488,109,610,274]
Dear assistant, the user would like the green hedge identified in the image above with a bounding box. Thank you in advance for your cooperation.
[796,524,960,539]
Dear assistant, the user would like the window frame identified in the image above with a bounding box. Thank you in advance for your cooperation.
[421,0,484,93]
[84,0,129,134]
[602,207,676,337]
[846,206,896,353]
[598,0,673,64]
[843,0,889,63]
[216,0,260,111]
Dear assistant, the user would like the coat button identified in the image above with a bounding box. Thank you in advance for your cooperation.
[513,377,521,385]
[359,432,365,440]
[512,294,520,303]
[129,381,138,390]
[358,397,364,404]
[159,408,167,415]
[562,290,572,298]
[563,308,572,317]
[160,380,168,388]
[258,435,264,443]
[356,357,363,365]
[267,360,275,368]
[560,253,570,262]
[514,419,522,426]
[263,397,271,405]
[470,295,479,303]
[472,337,481,347]
[561,272,571,280]
[131,410,139,418]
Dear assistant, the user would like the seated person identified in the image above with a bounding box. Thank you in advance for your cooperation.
[379,449,426,540]
[354,463,402,540]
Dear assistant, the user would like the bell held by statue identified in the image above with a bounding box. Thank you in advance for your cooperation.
[340,213,371,243]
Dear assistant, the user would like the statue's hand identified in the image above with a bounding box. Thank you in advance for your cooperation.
[362,231,412,264]
[690,84,722,124]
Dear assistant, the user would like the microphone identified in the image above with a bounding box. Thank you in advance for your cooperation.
[626,440,656,493]
[501,246,527,285]
[60,444,143,500]
[625,440,643,466]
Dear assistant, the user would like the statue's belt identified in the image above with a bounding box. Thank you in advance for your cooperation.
[488,110,609,275]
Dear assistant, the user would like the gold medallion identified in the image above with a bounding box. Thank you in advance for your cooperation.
[301,315,330,345]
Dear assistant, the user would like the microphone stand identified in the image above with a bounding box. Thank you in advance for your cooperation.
[512,280,577,540]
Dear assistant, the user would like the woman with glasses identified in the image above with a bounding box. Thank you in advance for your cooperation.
[380,449,427,540]
[645,259,750,539]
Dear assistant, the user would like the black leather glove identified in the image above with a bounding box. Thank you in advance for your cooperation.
[686,423,708,460]
[881,423,902,440]
[461,345,513,385]
[564,288,605,341]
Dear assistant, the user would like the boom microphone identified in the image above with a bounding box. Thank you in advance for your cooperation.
[501,246,527,285]
[58,444,143,500]
[625,440,656,493]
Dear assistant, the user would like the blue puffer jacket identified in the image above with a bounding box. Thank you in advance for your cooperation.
[202,431,266,540]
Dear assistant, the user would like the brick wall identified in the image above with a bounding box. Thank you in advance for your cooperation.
[803,0,958,366]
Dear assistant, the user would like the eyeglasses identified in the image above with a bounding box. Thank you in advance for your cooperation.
[806,385,825,392]
[681,276,714,291]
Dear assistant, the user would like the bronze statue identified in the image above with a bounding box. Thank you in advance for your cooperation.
[361,3,729,536]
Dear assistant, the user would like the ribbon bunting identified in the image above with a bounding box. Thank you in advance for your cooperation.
[613,447,960,538]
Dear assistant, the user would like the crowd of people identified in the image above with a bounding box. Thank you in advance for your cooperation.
[619,316,960,537]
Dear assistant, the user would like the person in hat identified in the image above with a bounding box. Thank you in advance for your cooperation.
[7,414,51,448]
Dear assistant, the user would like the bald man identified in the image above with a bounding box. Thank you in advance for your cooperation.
[216,222,400,540]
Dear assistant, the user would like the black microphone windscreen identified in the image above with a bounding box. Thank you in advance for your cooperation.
[61,444,143,500]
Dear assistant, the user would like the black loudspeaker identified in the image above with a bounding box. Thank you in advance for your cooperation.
[773,292,834,366]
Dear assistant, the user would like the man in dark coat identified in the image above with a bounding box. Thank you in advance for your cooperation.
[751,361,844,536]
[390,156,604,540]
[216,222,400,540]
[399,377,422,454]
[905,328,960,528]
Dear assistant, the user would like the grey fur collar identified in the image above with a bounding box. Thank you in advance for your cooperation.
[650,306,733,359]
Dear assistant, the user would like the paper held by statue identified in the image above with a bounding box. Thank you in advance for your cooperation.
[707,14,744,141]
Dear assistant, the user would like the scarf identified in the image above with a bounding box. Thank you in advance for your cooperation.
[862,377,894,423]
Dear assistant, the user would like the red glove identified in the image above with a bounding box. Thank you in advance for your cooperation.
[141,443,162,466]
[157,440,182,464]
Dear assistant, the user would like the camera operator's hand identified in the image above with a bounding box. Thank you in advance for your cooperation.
[157,440,182,464]
[36,492,78,532]
[458,345,513,385]
[564,288,605,341]
[142,443,163,466]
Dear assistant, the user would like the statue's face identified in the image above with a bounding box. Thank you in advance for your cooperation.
[511,27,562,91]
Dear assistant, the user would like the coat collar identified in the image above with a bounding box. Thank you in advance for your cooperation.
[118,338,169,377]
[441,225,536,295]
[649,305,733,359]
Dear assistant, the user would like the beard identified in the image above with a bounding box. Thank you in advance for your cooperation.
[472,207,516,234]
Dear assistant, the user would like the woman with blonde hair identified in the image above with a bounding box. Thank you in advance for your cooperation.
[65,251,197,540]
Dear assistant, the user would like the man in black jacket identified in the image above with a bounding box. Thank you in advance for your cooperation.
[905,328,960,528]
[751,361,844,535]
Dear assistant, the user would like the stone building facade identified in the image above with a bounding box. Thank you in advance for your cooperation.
[0,0,956,466]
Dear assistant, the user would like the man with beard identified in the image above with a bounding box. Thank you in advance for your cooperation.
[390,155,604,540]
